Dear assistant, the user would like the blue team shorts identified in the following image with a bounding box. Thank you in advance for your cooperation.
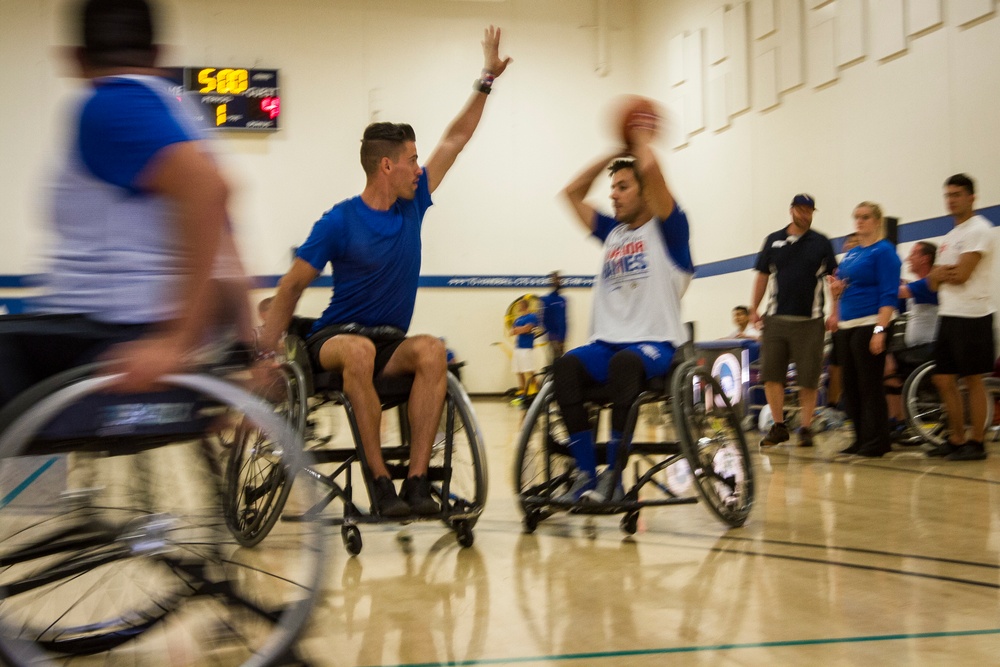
[565,340,676,383]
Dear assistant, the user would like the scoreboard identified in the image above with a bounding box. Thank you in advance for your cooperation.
[166,67,280,131]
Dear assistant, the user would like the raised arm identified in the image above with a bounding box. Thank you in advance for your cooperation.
[424,25,512,194]
[561,152,620,233]
[629,125,675,220]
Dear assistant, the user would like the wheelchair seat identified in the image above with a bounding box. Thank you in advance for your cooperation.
[235,326,488,555]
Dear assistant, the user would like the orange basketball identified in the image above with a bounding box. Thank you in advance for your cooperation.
[614,95,661,146]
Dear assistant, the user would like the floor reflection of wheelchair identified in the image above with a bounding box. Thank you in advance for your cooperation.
[229,321,488,556]
[0,359,326,666]
[902,360,999,447]
[514,350,754,534]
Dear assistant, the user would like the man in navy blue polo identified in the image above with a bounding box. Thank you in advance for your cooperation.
[750,194,838,448]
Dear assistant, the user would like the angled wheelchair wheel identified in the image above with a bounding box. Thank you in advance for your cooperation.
[903,361,994,447]
[433,373,488,534]
[513,380,575,528]
[224,358,309,547]
[0,372,326,667]
[672,361,754,528]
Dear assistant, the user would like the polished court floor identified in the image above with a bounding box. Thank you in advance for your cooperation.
[292,399,1000,667]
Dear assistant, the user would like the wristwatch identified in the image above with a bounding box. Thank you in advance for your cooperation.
[873,325,885,335]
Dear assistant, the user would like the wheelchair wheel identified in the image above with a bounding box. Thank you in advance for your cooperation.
[432,373,488,532]
[903,361,994,447]
[0,373,326,666]
[513,380,575,526]
[672,360,754,528]
[224,359,309,547]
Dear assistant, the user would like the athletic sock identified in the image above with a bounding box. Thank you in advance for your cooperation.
[568,430,597,480]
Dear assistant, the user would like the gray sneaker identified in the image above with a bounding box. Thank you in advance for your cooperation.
[554,471,595,504]
[584,469,624,503]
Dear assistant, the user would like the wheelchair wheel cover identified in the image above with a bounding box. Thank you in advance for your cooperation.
[903,361,994,447]
[671,361,755,528]
[0,373,326,667]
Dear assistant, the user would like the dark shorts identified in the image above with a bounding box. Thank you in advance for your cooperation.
[0,313,152,407]
[760,316,826,389]
[933,314,995,377]
[306,323,407,378]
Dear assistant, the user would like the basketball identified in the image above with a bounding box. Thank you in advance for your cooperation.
[614,95,661,147]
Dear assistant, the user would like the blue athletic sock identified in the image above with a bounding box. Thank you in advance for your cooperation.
[606,429,623,468]
[568,430,597,480]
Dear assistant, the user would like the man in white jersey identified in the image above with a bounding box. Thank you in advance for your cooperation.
[927,173,996,461]
[555,121,693,503]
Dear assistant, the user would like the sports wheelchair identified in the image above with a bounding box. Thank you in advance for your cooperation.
[902,359,999,447]
[0,356,326,666]
[227,320,487,556]
[514,348,754,535]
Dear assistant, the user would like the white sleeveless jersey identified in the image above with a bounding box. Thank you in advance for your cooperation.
[589,210,693,345]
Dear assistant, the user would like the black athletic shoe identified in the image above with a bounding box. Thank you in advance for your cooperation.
[400,474,440,516]
[798,427,814,447]
[372,476,409,518]
[926,442,959,458]
[760,422,790,447]
[945,441,987,461]
[840,441,862,455]
[856,445,890,458]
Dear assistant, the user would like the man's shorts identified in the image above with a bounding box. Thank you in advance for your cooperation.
[566,340,676,384]
[511,347,535,374]
[306,323,407,378]
[933,314,995,377]
[760,316,825,389]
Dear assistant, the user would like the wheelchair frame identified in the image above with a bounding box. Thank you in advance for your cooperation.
[0,363,327,666]
[225,335,488,556]
[514,357,754,535]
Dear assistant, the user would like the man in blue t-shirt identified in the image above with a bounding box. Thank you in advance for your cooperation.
[0,0,243,406]
[259,28,511,518]
[540,272,568,361]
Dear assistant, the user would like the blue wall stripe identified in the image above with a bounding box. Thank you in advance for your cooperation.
[2,205,996,290]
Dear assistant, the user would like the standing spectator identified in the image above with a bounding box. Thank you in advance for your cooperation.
[727,305,760,339]
[511,299,538,404]
[540,271,568,361]
[827,202,902,457]
[927,174,995,461]
[750,194,838,448]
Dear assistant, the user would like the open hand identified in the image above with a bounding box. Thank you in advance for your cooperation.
[482,25,512,77]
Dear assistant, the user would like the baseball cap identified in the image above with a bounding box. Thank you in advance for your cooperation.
[791,194,817,209]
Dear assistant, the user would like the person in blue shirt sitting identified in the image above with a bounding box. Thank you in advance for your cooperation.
[258,27,511,518]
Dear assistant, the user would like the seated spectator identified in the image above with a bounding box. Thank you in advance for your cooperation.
[885,241,938,434]
[726,305,760,340]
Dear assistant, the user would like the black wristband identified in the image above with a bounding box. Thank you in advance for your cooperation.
[474,79,492,95]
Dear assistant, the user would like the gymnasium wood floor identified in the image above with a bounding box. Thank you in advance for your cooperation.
[1,397,997,666]
[292,398,1000,667]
